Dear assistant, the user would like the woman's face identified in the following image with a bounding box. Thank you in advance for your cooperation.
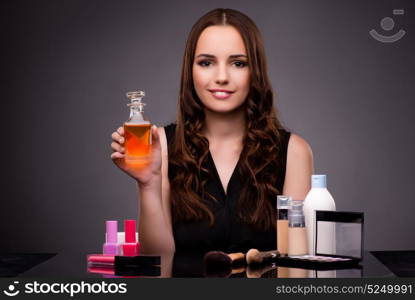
[193,25,250,114]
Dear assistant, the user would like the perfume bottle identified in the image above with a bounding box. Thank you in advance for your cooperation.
[124,90,152,163]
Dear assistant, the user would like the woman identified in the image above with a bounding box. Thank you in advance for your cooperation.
[111,8,313,254]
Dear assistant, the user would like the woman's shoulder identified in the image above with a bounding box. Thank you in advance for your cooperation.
[286,132,313,162]
[160,123,176,143]
[163,123,177,130]
[277,127,291,143]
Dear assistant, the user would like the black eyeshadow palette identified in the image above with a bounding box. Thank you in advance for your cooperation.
[276,254,361,270]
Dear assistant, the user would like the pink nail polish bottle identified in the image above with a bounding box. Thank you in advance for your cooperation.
[122,219,140,256]
[103,220,120,255]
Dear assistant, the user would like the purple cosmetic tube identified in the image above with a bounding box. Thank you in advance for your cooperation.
[103,220,120,255]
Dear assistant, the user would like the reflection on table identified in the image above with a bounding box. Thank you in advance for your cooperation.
[12,250,394,278]
[86,252,366,278]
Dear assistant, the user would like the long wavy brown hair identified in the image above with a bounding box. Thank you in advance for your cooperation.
[169,8,284,231]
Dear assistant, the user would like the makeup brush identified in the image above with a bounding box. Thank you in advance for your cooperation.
[246,249,280,265]
[203,251,246,270]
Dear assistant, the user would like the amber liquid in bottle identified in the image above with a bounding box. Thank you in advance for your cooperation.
[124,90,151,165]
[124,123,151,161]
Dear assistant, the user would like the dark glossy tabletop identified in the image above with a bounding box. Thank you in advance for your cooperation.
[12,250,395,278]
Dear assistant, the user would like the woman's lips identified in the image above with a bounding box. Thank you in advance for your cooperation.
[209,89,234,100]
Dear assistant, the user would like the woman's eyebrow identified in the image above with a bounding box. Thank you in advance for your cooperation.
[196,54,215,58]
[195,54,247,59]
[229,54,247,58]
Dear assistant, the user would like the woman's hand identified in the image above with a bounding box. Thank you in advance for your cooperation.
[111,125,162,187]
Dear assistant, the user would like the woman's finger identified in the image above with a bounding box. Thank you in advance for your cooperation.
[111,152,125,160]
[111,131,120,140]
[111,142,124,153]
[112,131,124,144]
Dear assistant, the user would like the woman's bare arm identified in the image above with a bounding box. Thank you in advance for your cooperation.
[138,127,175,254]
[111,125,175,253]
[282,134,314,200]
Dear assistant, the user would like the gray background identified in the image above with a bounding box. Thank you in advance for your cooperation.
[2,0,414,253]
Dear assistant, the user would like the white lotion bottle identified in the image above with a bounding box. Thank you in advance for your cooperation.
[303,175,336,255]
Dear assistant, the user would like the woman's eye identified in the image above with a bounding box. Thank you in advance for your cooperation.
[233,61,248,68]
[198,60,212,67]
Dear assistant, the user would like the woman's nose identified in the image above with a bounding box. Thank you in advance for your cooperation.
[215,64,229,85]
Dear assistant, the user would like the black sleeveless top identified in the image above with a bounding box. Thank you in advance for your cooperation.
[164,124,291,253]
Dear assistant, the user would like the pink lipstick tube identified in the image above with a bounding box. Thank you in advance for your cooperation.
[103,220,121,255]
[122,219,140,256]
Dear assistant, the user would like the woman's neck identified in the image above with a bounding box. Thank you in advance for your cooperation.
[203,106,246,143]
